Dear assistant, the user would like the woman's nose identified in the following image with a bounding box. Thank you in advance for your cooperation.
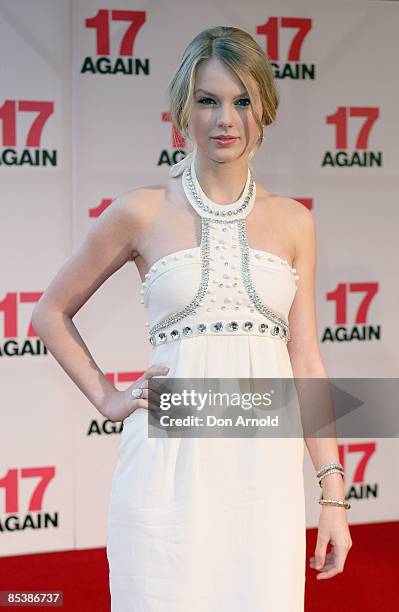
[217,107,234,127]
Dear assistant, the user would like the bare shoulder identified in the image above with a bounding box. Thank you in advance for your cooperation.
[263,193,316,263]
[110,184,166,255]
[270,193,314,234]
[267,193,312,224]
[113,184,163,220]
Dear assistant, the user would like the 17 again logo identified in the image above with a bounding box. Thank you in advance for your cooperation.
[0,467,56,532]
[256,17,315,80]
[0,292,47,357]
[0,100,56,167]
[81,13,314,78]
[336,442,377,503]
[323,282,380,342]
[323,106,382,168]
[81,9,147,75]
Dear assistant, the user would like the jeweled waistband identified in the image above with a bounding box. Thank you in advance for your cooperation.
[149,318,288,347]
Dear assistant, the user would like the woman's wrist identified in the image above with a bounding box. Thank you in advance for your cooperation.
[98,388,121,420]
[320,472,346,498]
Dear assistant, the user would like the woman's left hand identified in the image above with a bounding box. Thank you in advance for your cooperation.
[309,506,353,579]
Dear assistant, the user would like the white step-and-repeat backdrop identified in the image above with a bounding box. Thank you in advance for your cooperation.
[1,0,398,556]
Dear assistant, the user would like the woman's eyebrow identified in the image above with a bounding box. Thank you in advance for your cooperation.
[194,89,248,98]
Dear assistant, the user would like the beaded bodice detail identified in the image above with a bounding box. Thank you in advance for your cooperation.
[139,161,299,348]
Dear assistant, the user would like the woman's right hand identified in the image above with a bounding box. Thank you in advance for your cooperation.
[103,364,170,422]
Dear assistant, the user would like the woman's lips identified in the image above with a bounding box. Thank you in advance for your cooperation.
[212,137,238,146]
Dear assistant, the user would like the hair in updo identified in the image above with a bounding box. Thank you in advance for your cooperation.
[167,25,279,177]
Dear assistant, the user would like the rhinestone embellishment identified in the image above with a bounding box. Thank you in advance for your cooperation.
[148,217,211,340]
[149,319,289,346]
[212,321,224,332]
[185,168,254,217]
[237,219,291,341]
[148,159,292,347]
[182,156,257,221]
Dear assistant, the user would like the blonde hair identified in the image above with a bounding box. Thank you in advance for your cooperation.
[167,26,279,177]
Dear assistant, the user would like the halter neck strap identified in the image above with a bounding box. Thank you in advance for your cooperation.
[182,156,256,221]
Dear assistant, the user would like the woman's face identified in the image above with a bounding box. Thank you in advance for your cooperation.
[187,57,263,163]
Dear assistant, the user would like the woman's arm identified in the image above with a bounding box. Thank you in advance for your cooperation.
[286,201,345,500]
[286,200,352,579]
[32,189,145,416]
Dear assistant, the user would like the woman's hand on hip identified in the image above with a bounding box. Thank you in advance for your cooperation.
[103,364,170,422]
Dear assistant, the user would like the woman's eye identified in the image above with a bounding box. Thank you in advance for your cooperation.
[197,98,251,107]
[237,98,251,107]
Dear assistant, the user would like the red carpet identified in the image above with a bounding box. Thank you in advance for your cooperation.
[0,520,397,611]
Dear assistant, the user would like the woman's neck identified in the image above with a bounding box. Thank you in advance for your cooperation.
[193,156,250,205]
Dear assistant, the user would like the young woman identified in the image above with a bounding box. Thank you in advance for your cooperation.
[32,26,352,612]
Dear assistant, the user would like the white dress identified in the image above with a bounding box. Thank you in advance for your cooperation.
[106,161,306,611]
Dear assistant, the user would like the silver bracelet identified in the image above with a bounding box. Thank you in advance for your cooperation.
[319,498,351,510]
[316,462,344,479]
[318,468,345,487]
